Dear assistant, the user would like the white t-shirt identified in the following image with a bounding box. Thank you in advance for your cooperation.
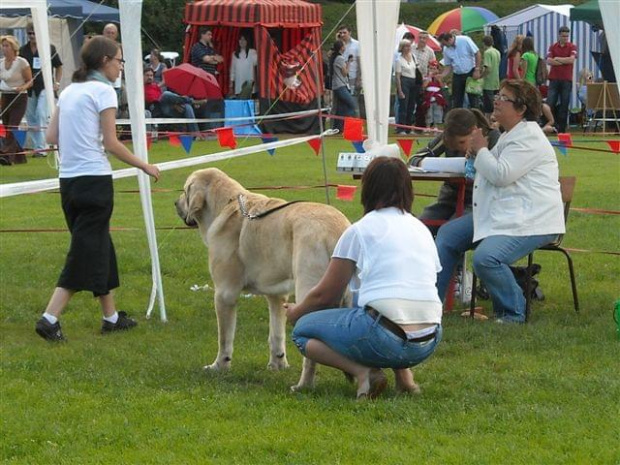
[230,49,258,95]
[332,207,442,324]
[0,57,29,92]
[57,81,118,178]
[343,38,360,80]
[395,55,417,79]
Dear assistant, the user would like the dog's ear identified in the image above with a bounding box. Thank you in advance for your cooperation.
[187,182,206,222]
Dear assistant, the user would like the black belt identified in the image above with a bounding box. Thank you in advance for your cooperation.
[365,306,437,342]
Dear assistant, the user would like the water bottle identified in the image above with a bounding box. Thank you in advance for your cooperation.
[464,157,476,180]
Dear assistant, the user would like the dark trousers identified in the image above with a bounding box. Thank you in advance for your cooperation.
[0,93,28,164]
[451,69,474,109]
[547,80,572,133]
[58,176,119,296]
[398,76,419,129]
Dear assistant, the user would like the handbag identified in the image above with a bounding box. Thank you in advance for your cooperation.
[465,76,483,96]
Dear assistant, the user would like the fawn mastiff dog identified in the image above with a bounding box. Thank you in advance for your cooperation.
[175,168,350,390]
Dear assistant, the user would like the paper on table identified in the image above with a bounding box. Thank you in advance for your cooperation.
[420,157,466,173]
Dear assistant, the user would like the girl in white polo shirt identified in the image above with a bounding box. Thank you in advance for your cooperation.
[285,157,443,400]
[35,36,160,342]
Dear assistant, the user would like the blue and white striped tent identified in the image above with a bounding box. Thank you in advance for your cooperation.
[485,4,602,109]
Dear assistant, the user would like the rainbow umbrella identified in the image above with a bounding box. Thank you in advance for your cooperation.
[428,7,499,36]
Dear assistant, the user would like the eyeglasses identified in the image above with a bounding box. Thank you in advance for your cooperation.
[494,94,517,104]
[27,32,36,36]
[110,57,125,64]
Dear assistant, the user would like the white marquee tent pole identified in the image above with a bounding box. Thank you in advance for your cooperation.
[3,0,55,138]
[356,0,400,147]
[600,0,620,96]
[118,0,167,321]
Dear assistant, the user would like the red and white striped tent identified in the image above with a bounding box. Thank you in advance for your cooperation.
[183,0,323,104]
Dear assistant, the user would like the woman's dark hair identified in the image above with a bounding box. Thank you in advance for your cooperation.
[500,79,542,121]
[73,36,119,82]
[521,37,535,54]
[328,40,344,79]
[361,157,413,214]
[150,48,164,62]
[234,34,251,59]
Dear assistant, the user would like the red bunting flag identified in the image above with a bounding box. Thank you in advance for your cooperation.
[343,117,364,141]
[557,133,573,147]
[169,134,181,147]
[397,139,414,158]
[607,140,620,154]
[0,124,6,138]
[336,185,357,201]
[215,127,237,149]
[307,138,321,155]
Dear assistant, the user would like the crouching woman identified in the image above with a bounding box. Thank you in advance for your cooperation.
[285,157,443,400]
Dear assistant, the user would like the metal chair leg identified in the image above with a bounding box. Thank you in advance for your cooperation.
[557,247,580,313]
[469,272,477,318]
[525,253,534,322]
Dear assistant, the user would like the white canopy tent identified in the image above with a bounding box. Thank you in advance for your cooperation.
[485,4,602,108]
[600,0,620,95]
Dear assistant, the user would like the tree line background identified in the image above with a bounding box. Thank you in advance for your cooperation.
[93,0,586,58]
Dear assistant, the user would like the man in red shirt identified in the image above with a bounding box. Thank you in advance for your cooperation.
[546,26,577,133]
[144,67,201,134]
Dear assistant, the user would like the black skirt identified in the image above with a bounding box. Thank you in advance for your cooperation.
[57,175,119,296]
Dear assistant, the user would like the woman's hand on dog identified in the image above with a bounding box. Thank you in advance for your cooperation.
[284,303,299,325]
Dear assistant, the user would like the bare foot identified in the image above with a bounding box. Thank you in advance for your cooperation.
[393,368,421,394]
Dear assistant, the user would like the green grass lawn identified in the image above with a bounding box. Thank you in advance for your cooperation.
[1,135,619,464]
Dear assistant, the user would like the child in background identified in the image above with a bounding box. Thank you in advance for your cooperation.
[422,60,446,128]
[578,68,594,118]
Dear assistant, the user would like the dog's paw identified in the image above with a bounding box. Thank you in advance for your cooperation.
[203,360,231,372]
[290,382,313,393]
[267,358,290,371]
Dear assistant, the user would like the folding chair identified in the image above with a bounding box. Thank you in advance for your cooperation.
[469,176,579,322]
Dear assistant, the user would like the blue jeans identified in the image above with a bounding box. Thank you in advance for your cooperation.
[547,79,572,133]
[435,213,557,322]
[292,307,442,369]
[25,90,48,151]
[332,86,356,132]
[159,91,199,133]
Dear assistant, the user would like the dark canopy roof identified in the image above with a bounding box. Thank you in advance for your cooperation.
[184,0,322,28]
[1,0,119,23]
[570,0,602,29]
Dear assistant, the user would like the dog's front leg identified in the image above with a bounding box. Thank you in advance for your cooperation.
[265,295,290,370]
[205,290,239,371]
[291,357,316,391]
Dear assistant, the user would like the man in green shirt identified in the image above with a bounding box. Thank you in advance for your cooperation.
[481,35,500,119]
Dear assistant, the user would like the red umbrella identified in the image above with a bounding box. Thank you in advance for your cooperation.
[396,24,441,52]
[163,63,222,99]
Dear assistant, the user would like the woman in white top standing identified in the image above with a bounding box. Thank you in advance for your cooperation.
[35,36,160,342]
[229,34,257,98]
[395,39,419,134]
[0,35,32,165]
[435,80,565,323]
[286,157,443,400]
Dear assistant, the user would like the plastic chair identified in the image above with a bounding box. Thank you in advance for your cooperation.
[469,176,579,321]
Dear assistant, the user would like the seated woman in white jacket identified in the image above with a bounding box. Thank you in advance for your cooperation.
[435,79,565,323]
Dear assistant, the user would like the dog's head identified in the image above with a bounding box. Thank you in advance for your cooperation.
[175,168,244,228]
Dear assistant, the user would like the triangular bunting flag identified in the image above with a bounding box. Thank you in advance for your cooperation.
[352,141,365,153]
[343,117,364,141]
[12,129,26,147]
[336,185,357,201]
[307,138,321,155]
[261,136,278,156]
[179,135,194,154]
[397,139,414,158]
[169,134,181,147]
[607,140,620,154]
[0,124,6,138]
[215,127,237,149]
[557,133,573,147]
[556,144,568,156]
